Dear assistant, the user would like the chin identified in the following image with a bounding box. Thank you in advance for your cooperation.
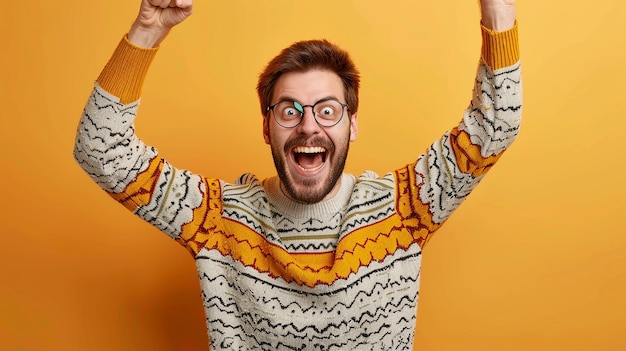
[284,178,334,204]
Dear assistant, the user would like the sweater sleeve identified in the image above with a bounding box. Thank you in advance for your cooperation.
[73,35,211,243]
[97,35,159,104]
[397,23,522,246]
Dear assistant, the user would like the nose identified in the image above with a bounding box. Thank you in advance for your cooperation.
[295,107,321,135]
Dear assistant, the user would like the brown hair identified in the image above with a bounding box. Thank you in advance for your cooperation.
[256,39,360,116]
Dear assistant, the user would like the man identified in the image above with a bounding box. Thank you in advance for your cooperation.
[74,0,521,349]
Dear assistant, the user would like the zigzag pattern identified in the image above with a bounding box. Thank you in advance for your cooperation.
[197,249,421,350]
[75,85,207,238]
[462,62,522,157]
[222,180,276,241]
[413,62,522,224]
[74,87,153,193]
[283,241,337,252]
[176,179,432,287]
[136,164,205,238]
[202,253,420,298]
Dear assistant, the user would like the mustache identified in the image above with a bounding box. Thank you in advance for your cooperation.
[284,136,335,153]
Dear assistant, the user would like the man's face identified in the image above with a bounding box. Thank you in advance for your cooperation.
[263,69,358,204]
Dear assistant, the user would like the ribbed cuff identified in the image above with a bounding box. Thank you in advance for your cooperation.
[481,22,520,71]
[97,35,159,104]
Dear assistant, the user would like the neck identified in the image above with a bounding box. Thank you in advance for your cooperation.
[278,178,343,204]
[265,175,355,218]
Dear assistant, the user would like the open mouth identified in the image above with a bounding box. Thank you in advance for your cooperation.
[292,146,328,172]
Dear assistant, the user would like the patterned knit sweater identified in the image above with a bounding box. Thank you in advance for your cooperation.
[74,24,522,350]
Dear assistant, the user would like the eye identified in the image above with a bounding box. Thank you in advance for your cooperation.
[275,101,302,120]
[315,102,338,119]
[320,106,334,115]
[282,107,299,117]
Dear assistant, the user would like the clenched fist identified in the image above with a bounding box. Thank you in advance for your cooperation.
[128,0,193,48]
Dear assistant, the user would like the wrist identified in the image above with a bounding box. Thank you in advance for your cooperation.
[128,22,170,48]
[97,35,158,104]
[480,4,516,32]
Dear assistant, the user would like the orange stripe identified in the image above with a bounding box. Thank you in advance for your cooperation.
[449,127,503,177]
[177,172,436,287]
[110,157,164,211]
[177,178,220,256]
[396,163,442,247]
[183,211,421,287]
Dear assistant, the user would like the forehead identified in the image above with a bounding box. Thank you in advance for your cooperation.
[273,69,345,102]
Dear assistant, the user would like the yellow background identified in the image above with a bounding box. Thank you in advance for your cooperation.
[1,0,625,350]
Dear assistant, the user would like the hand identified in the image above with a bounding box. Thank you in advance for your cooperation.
[128,0,193,48]
[480,0,516,31]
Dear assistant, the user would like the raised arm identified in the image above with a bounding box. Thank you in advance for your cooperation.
[74,0,208,241]
[398,0,522,241]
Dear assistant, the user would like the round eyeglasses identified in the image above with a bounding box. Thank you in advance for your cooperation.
[266,98,349,128]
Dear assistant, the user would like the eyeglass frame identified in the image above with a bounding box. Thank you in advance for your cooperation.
[266,97,349,128]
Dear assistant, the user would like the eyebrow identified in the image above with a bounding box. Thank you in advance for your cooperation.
[273,95,340,105]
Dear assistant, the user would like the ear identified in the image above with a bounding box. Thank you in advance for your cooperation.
[349,113,358,142]
[263,115,271,144]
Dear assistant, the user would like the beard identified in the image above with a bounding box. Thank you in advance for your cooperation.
[271,134,349,204]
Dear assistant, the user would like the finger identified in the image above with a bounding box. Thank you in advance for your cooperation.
[179,0,193,8]
[149,0,173,9]
[168,0,192,8]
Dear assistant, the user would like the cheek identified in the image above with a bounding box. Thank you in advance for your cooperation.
[335,127,354,147]
[266,127,290,151]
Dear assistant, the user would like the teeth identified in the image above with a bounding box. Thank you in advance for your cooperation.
[293,146,326,154]
[297,163,324,172]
